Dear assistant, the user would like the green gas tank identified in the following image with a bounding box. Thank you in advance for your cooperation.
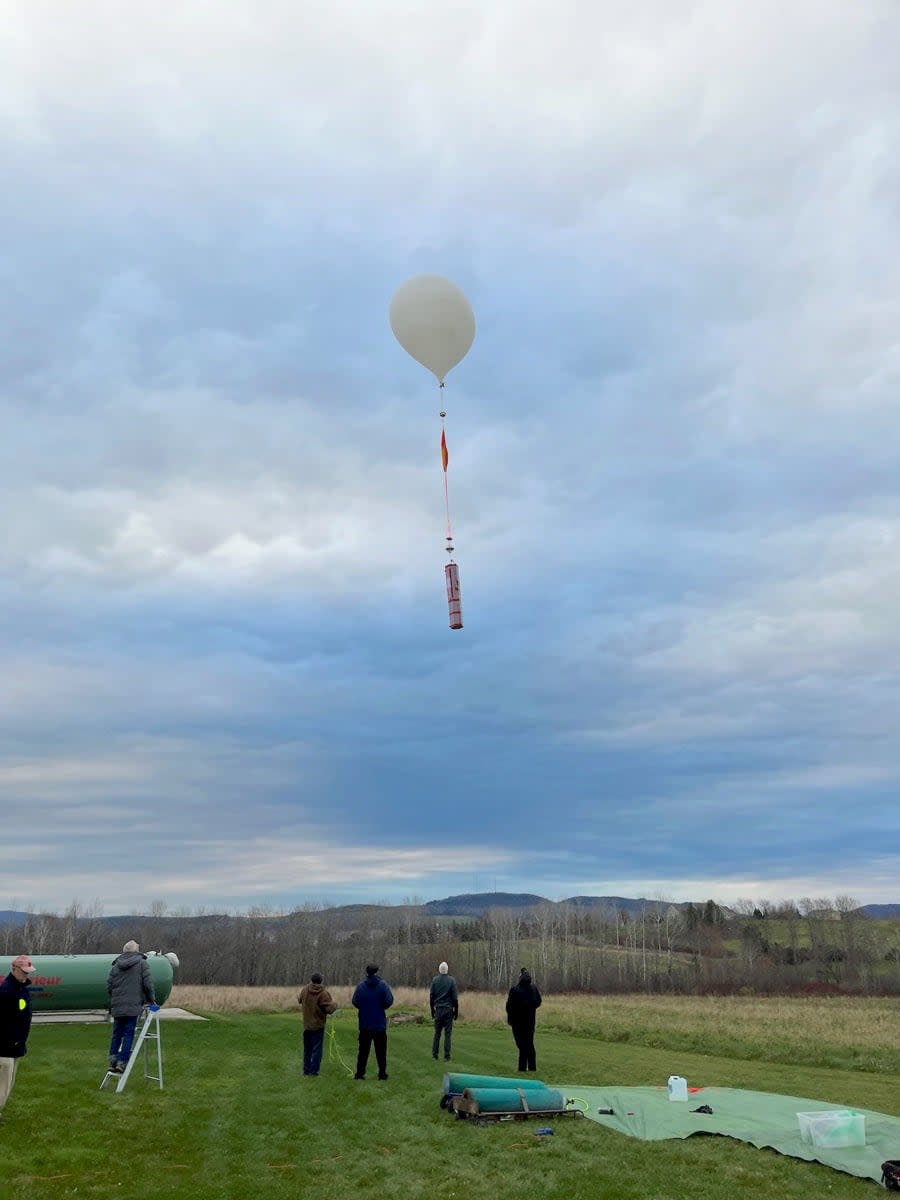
[0,952,178,1011]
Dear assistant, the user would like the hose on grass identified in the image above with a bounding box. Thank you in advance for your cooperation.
[325,1024,355,1077]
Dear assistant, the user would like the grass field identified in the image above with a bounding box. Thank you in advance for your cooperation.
[170,985,900,1073]
[3,991,898,1199]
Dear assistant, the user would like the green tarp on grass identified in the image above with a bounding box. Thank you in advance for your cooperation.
[553,1085,900,1185]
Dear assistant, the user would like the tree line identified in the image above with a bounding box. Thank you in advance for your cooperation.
[2,894,898,996]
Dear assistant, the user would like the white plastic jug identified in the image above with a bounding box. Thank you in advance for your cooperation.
[667,1075,688,1102]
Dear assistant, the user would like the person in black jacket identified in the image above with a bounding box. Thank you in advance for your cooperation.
[429,961,458,1062]
[106,940,156,1073]
[505,967,542,1072]
[0,954,36,1115]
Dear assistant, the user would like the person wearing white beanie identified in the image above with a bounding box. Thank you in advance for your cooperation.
[429,962,458,1062]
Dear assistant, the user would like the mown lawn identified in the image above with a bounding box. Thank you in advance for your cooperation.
[4,1007,897,1199]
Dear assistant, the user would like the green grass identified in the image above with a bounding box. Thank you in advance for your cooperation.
[4,1010,897,1199]
[530,995,900,1075]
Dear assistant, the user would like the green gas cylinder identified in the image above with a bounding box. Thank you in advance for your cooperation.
[0,952,177,1010]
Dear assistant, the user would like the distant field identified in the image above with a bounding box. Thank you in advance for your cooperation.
[170,986,900,1075]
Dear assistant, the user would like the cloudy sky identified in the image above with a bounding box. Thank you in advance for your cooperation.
[2,0,899,915]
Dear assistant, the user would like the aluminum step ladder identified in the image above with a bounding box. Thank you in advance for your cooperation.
[100,1006,164,1092]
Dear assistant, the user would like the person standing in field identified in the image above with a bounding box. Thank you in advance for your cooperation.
[429,961,458,1062]
[352,963,393,1080]
[297,972,338,1077]
[106,940,156,1073]
[505,967,542,1072]
[0,954,37,1117]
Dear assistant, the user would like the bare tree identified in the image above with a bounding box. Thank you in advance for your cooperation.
[483,908,522,989]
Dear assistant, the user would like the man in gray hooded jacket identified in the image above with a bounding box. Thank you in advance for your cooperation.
[106,940,156,1072]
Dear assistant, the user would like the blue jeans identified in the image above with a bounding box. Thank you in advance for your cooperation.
[109,1015,138,1065]
[303,1028,325,1075]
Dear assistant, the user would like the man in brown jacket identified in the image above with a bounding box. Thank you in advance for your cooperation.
[297,972,338,1076]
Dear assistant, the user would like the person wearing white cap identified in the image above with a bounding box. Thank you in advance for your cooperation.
[0,954,37,1114]
[429,961,458,1062]
[106,940,156,1073]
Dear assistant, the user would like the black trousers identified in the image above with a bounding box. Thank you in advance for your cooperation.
[432,1010,454,1059]
[511,1022,536,1071]
[356,1029,387,1078]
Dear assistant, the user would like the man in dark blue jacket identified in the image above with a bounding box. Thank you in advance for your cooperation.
[351,963,394,1080]
[0,954,36,1116]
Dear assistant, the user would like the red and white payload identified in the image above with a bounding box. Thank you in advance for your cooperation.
[445,562,463,630]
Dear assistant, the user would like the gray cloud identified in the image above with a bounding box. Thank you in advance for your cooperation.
[1,0,898,912]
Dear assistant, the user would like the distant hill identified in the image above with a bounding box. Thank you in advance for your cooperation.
[425,893,734,918]
[423,893,547,917]
[562,895,679,916]
[860,904,900,919]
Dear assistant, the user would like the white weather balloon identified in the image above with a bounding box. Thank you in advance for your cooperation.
[389,274,476,384]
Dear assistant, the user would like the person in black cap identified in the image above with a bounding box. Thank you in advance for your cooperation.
[351,964,394,1080]
[297,972,338,1076]
[505,967,542,1072]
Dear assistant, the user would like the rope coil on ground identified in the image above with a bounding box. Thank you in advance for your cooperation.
[325,1024,354,1077]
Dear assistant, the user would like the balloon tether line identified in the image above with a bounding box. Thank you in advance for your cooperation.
[439,381,455,561]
